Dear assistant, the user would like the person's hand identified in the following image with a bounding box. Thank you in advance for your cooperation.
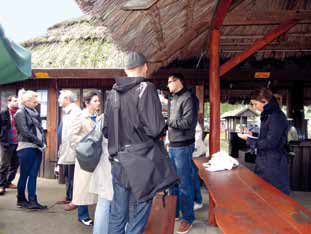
[237,133,248,141]
[240,127,252,135]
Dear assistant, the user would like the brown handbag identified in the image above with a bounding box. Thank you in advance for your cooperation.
[144,193,177,234]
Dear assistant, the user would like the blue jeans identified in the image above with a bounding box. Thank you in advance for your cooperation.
[192,162,202,204]
[169,144,195,224]
[17,148,42,200]
[77,205,90,220]
[108,163,152,234]
[93,197,110,234]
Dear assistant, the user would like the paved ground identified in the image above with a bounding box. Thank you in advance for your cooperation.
[0,177,310,234]
[0,177,220,234]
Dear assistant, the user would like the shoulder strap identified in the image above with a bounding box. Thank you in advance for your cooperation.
[110,89,121,153]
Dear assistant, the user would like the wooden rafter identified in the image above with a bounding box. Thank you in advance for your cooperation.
[221,33,311,39]
[151,0,240,63]
[186,0,195,29]
[222,10,311,26]
[228,0,246,11]
[146,4,166,52]
[291,0,307,9]
[151,15,211,62]
[220,19,298,76]
[220,42,311,52]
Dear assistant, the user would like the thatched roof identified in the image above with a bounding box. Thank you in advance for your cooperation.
[221,106,259,119]
[74,0,311,73]
[22,16,126,69]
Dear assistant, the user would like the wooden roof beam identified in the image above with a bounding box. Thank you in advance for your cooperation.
[221,33,311,39]
[151,18,211,62]
[32,69,125,79]
[146,4,166,51]
[220,42,311,51]
[151,0,238,63]
[220,19,298,76]
[222,10,311,26]
[186,0,195,29]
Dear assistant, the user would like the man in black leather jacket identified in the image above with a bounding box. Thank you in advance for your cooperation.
[0,96,19,195]
[167,73,198,234]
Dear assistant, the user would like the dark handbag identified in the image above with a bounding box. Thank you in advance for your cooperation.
[118,139,178,201]
[75,118,103,172]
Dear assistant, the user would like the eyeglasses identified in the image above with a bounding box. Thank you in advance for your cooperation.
[168,79,177,84]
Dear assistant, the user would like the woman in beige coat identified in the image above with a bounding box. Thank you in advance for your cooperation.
[69,91,100,226]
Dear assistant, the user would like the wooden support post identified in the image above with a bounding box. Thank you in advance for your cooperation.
[220,19,297,76]
[289,82,306,137]
[209,30,221,156]
[45,79,58,178]
[208,0,232,157]
[211,0,233,30]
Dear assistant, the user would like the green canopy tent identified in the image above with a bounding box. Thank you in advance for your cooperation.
[0,24,31,85]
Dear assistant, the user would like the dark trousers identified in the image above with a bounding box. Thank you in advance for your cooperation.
[64,164,75,201]
[17,148,42,200]
[0,144,18,188]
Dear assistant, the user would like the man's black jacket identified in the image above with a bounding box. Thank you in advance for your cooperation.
[0,109,11,146]
[168,88,198,147]
[103,77,166,156]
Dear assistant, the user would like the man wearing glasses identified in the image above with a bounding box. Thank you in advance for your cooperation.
[167,73,198,234]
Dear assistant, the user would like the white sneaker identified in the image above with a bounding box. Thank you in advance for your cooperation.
[194,202,203,211]
[79,218,93,226]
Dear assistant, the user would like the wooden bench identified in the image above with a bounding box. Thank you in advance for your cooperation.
[194,158,311,234]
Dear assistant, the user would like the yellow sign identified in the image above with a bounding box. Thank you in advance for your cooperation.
[254,72,270,79]
[35,72,49,79]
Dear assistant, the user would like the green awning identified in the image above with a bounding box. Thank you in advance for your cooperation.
[0,24,31,85]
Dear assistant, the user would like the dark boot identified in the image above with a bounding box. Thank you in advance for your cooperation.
[28,196,48,210]
[17,195,29,208]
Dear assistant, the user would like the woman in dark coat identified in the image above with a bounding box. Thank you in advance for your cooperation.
[14,90,47,209]
[238,88,290,195]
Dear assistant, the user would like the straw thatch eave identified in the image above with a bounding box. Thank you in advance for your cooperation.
[74,0,311,74]
[22,16,126,69]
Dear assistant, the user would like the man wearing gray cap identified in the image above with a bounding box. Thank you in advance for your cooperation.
[103,52,168,234]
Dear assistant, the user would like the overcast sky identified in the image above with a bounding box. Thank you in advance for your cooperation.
[0,0,83,42]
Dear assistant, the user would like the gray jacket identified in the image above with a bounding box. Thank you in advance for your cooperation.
[168,88,198,147]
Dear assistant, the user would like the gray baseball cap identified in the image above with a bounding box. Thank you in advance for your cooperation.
[124,52,147,70]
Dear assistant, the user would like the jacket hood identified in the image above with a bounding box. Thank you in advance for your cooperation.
[113,77,145,93]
